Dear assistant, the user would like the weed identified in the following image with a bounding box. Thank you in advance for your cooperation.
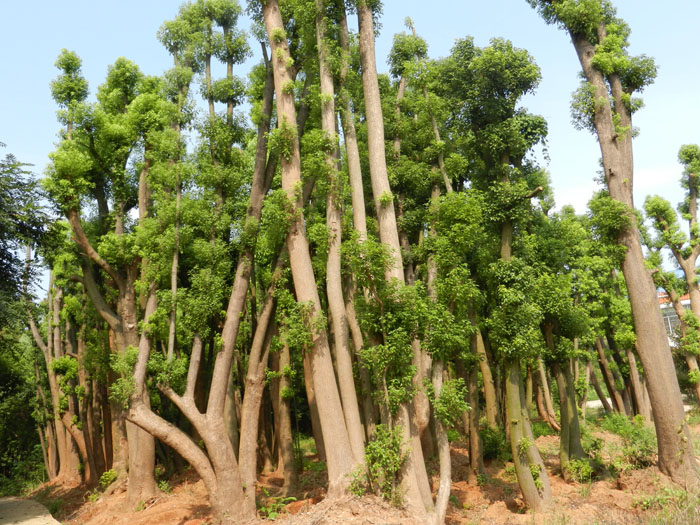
[601,413,656,468]
[565,458,594,483]
[47,498,64,516]
[158,479,173,494]
[258,487,296,520]
[633,487,687,510]
[502,464,516,482]
[99,469,118,490]
[449,494,459,506]
[532,420,555,438]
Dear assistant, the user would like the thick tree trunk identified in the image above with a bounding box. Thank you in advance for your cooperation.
[571,28,698,486]
[475,329,498,429]
[506,360,552,511]
[428,360,451,525]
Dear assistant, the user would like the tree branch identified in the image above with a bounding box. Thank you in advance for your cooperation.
[67,208,121,285]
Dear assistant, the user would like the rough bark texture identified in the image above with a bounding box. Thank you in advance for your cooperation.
[263,0,356,496]
[316,0,365,465]
[570,25,698,486]
[357,1,403,282]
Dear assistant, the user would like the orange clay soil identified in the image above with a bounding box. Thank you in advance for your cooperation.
[27,425,696,525]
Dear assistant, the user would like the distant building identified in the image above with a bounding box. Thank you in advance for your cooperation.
[658,290,690,339]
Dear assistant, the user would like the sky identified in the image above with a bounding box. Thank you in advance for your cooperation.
[1,0,699,226]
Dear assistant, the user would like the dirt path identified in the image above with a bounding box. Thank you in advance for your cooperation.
[0,498,59,525]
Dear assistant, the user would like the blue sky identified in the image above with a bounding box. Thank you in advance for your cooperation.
[1,0,698,222]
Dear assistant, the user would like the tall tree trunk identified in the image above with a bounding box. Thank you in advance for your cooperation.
[595,337,624,414]
[263,0,357,496]
[571,27,698,485]
[316,0,365,465]
[356,0,403,282]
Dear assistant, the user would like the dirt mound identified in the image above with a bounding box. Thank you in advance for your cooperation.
[276,495,424,525]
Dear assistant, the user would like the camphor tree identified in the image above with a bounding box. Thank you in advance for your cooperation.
[527,0,699,485]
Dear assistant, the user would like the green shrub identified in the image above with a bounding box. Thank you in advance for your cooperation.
[565,458,594,483]
[480,426,511,461]
[258,487,296,520]
[99,469,118,490]
[364,424,408,506]
[601,413,656,468]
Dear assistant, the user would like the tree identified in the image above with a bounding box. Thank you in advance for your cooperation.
[528,0,698,486]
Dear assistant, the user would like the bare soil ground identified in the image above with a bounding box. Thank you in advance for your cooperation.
[26,422,699,525]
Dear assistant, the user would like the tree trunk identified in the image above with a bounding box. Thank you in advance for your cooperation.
[506,360,552,511]
[316,0,365,466]
[357,0,403,282]
[571,27,698,486]
[475,329,498,429]
[589,366,612,414]
[595,337,624,414]
[537,359,560,432]
[263,0,356,496]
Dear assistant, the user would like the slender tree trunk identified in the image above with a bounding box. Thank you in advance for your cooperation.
[595,337,624,414]
[263,0,356,496]
[626,348,650,420]
[316,0,365,465]
[271,340,298,495]
[537,359,560,432]
[589,366,612,414]
[357,0,403,282]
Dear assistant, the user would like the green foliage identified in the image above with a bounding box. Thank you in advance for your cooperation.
[634,486,687,511]
[565,458,594,483]
[99,469,118,490]
[480,426,511,462]
[269,117,297,161]
[147,353,189,394]
[430,378,469,429]
[363,424,408,505]
[157,479,173,494]
[601,413,656,468]
[258,487,296,520]
[109,347,139,408]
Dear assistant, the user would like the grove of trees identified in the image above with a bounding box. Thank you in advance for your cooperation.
[3,0,700,523]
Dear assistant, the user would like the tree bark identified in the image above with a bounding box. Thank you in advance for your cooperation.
[316,0,365,466]
[570,26,698,485]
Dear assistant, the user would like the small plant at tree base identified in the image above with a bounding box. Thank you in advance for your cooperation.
[364,424,408,506]
[99,469,118,490]
[158,480,173,494]
[349,466,368,497]
[565,458,594,483]
[258,487,296,520]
